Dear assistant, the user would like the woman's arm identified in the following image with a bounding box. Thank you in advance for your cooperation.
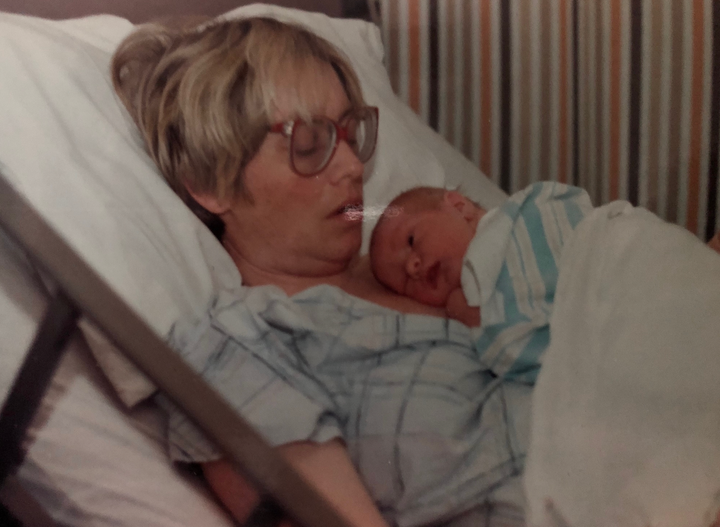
[203,438,389,527]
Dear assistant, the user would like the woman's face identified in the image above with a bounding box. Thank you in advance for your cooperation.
[222,63,365,279]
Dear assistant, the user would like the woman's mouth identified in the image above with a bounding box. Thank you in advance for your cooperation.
[335,203,364,222]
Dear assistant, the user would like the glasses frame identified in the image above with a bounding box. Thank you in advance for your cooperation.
[269,106,379,177]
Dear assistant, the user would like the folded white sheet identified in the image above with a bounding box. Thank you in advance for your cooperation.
[524,202,720,527]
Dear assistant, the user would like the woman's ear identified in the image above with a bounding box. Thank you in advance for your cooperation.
[186,186,231,215]
[443,190,477,221]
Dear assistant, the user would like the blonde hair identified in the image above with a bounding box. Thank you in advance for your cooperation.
[111,17,364,233]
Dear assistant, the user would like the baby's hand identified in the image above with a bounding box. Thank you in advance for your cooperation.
[446,289,481,327]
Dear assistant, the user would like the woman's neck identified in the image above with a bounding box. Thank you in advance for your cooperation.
[224,240,353,294]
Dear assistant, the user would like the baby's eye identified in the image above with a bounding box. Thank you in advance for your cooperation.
[408,235,414,247]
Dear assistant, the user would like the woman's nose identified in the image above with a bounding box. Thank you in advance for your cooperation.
[328,140,364,184]
[405,254,421,279]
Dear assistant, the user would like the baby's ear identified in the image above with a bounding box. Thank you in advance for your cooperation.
[443,190,476,221]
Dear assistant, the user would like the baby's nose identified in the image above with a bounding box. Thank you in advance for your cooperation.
[406,254,421,278]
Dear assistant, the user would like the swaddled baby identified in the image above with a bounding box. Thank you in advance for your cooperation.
[370,181,593,383]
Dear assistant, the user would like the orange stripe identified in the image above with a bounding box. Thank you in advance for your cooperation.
[408,0,421,113]
[480,0,493,177]
[645,0,664,212]
[687,0,705,232]
[609,0,622,200]
[517,0,533,190]
[558,0,568,183]
[538,0,552,182]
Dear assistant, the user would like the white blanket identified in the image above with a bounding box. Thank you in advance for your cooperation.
[524,202,720,527]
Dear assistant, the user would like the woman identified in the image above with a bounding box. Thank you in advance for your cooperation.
[112,17,527,527]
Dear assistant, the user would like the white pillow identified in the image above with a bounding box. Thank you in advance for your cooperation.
[0,7,505,407]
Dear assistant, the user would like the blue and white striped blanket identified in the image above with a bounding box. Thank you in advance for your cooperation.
[461,182,593,383]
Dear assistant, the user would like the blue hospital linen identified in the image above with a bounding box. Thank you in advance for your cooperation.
[461,182,593,384]
[158,284,526,527]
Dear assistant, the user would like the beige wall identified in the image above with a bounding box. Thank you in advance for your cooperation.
[0,0,342,23]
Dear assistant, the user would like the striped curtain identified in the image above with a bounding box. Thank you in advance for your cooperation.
[379,0,720,240]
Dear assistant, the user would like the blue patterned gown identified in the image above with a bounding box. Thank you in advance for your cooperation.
[157,282,529,527]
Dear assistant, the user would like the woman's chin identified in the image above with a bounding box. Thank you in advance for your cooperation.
[313,221,362,270]
[342,235,363,259]
[333,232,362,263]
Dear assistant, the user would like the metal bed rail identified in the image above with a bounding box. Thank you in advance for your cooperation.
[0,169,354,527]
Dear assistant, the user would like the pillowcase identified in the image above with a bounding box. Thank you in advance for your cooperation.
[0,6,505,407]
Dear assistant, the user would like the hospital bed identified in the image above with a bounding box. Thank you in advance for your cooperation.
[0,2,509,525]
[1,1,719,526]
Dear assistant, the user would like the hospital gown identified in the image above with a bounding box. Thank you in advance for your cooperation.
[461,182,593,384]
[158,283,528,527]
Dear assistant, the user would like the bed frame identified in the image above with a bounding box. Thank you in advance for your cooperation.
[0,170,353,526]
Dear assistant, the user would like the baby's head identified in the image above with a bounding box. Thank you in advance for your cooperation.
[370,186,484,307]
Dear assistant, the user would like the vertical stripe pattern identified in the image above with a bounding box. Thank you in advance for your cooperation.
[381,0,720,239]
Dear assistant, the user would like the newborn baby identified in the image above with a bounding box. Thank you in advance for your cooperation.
[370,182,593,383]
[369,186,487,326]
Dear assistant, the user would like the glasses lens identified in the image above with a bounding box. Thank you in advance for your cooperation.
[291,119,335,175]
[345,108,378,163]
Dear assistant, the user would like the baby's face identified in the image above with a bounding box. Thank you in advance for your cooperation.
[372,198,477,307]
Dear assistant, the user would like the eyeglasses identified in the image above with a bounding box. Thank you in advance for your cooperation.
[269,106,379,176]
